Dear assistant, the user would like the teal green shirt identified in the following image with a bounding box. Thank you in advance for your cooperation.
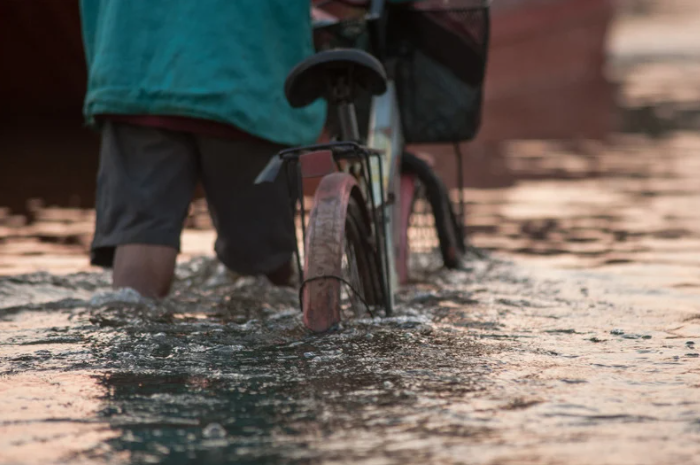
[80,0,326,146]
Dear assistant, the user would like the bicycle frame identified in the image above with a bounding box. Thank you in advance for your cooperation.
[366,81,403,312]
[327,0,403,311]
[256,0,404,316]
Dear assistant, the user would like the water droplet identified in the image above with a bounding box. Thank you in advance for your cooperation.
[202,423,227,439]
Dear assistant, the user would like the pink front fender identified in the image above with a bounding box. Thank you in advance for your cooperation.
[302,173,362,332]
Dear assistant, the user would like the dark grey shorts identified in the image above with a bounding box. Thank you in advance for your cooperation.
[91,121,295,276]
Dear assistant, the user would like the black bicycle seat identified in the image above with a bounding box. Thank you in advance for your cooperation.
[285,49,387,108]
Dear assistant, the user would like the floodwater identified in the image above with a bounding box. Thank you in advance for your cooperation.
[3,254,700,464]
[3,3,700,465]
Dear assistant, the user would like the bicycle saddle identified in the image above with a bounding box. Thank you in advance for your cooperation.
[284,49,387,108]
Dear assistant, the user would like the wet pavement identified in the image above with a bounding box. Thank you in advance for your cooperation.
[3,2,700,464]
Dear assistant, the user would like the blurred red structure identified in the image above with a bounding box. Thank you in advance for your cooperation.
[0,0,616,213]
[423,0,617,189]
[483,0,615,141]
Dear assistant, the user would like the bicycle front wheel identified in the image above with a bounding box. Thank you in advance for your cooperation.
[302,173,385,332]
[397,152,466,283]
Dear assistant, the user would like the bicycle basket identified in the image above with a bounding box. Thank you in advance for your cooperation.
[387,0,490,144]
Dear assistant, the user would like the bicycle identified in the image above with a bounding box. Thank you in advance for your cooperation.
[257,0,490,332]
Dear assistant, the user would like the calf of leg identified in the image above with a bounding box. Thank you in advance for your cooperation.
[113,244,178,298]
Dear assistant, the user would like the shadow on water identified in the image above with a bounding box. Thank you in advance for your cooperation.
[96,371,312,464]
[89,336,488,464]
[94,341,404,464]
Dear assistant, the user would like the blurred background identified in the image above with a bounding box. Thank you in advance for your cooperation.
[1,0,699,285]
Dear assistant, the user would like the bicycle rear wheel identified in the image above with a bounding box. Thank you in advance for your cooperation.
[302,173,384,332]
[397,152,465,283]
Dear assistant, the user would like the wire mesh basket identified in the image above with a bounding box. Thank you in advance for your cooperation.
[387,0,490,144]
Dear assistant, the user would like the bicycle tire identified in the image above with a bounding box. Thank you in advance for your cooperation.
[399,152,465,273]
[302,173,384,332]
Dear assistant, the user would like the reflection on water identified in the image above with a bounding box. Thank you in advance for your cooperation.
[465,133,700,272]
[0,309,118,465]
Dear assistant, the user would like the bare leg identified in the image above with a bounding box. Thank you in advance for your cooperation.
[113,244,178,298]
